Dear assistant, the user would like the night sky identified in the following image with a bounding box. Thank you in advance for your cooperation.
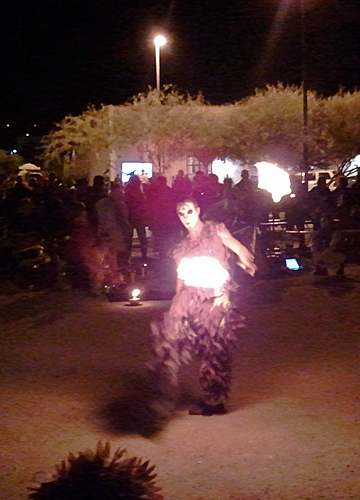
[1,0,360,146]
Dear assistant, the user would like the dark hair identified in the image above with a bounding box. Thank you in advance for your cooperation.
[155,175,167,186]
[176,196,199,210]
[241,169,249,178]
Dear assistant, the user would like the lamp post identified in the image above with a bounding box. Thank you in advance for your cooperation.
[154,35,166,93]
[300,0,309,190]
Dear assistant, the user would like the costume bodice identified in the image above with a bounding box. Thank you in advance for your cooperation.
[173,221,230,271]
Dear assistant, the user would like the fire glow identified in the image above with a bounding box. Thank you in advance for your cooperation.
[128,288,141,306]
[255,161,291,203]
[177,256,229,293]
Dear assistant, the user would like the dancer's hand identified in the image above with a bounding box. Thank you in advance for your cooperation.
[237,259,257,277]
[217,223,257,277]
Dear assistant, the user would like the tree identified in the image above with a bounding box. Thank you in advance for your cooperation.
[226,85,360,174]
[42,87,216,178]
[226,84,321,169]
[121,87,208,174]
[311,89,360,173]
[186,104,234,167]
[41,105,113,169]
[41,84,360,181]
[0,149,24,179]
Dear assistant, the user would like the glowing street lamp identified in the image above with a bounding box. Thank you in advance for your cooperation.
[154,35,166,93]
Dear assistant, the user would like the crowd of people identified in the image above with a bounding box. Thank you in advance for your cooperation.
[303,173,360,275]
[0,167,359,289]
[277,173,360,231]
[0,168,270,291]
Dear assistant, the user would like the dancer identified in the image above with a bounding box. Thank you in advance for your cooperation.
[150,197,256,416]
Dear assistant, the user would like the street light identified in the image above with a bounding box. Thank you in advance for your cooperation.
[300,0,309,190]
[154,35,166,93]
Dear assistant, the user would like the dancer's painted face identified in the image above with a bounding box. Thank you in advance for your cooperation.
[177,202,200,230]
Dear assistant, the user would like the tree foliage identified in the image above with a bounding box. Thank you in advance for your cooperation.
[311,89,360,171]
[41,85,360,179]
[122,86,210,172]
[0,149,24,179]
[41,105,112,166]
[228,84,321,167]
[42,86,218,175]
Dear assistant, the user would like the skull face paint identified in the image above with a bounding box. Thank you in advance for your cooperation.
[177,202,200,230]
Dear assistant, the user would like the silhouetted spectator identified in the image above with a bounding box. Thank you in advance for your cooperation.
[146,176,180,257]
[172,169,192,201]
[234,169,255,195]
[95,184,131,274]
[139,169,150,194]
[124,175,148,259]
[233,169,257,224]
[308,176,334,230]
[84,175,108,236]
[349,170,360,225]
[74,178,89,204]
[191,170,208,210]
[5,197,40,251]
[332,176,352,227]
[5,176,32,224]
[201,175,233,227]
[308,177,347,276]
[350,170,360,199]
[277,178,309,230]
[201,173,223,213]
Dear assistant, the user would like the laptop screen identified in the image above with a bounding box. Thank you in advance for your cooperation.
[285,258,301,271]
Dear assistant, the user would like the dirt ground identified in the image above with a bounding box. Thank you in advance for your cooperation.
[0,266,360,500]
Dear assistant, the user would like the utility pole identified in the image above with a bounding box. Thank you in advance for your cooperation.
[300,0,309,191]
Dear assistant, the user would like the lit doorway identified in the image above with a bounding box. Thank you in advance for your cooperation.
[121,162,153,184]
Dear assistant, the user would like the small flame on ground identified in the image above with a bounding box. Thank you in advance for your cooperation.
[131,288,141,299]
